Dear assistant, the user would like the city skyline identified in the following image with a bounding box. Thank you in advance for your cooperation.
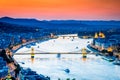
[0,0,120,20]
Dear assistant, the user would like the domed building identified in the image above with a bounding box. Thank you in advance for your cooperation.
[91,32,118,52]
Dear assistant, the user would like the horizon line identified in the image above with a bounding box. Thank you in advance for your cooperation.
[0,16,120,21]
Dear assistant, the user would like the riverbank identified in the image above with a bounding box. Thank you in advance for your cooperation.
[87,44,120,60]
[0,49,50,80]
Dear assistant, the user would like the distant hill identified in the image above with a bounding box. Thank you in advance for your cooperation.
[0,16,44,27]
[0,16,120,31]
[0,21,41,33]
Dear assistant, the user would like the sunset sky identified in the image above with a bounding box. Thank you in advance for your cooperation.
[0,0,120,20]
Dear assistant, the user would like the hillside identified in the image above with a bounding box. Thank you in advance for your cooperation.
[0,17,120,32]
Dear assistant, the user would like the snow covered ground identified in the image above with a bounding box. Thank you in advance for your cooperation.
[15,38,92,53]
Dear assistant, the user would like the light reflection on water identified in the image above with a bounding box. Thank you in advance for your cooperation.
[14,54,120,80]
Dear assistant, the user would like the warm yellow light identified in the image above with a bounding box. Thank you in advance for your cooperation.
[107,47,113,52]
[94,33,98,38]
